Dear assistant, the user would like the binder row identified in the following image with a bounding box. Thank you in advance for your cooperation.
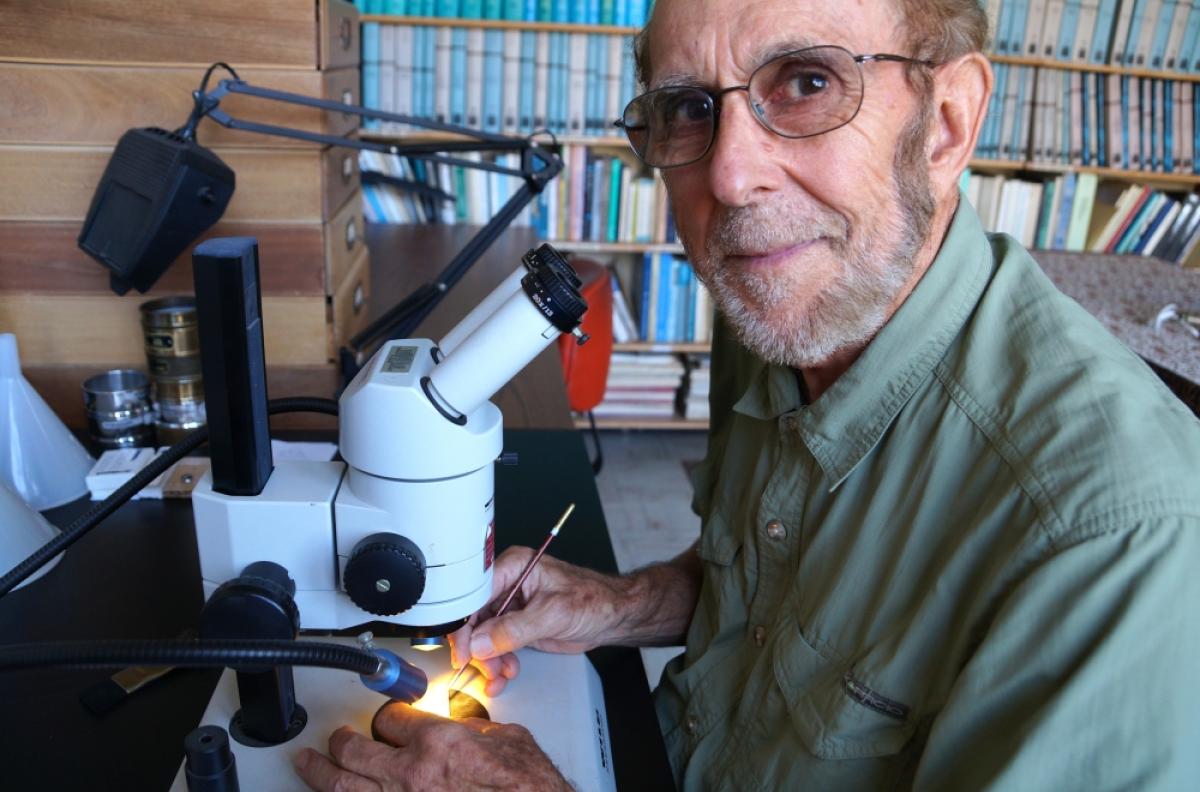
[627,253,712,344]
[359,144,677,245]
[362,23,638,137]
[966,170,1200,264]
[352,0,655,27]
[987,0,1200,73]
[977,64,1199,173]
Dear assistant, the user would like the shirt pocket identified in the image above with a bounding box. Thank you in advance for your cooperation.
[693,510,752,644]
[773,613,919,762]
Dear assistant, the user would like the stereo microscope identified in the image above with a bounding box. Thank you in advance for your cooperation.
[170,238,616,791]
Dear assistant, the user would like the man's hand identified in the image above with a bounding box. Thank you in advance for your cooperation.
[293,701,572,792]
[448,547,628,696]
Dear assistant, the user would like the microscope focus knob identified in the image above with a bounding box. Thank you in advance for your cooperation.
[344,533,426,616]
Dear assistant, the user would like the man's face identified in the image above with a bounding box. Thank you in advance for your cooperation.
[646,0,937,368]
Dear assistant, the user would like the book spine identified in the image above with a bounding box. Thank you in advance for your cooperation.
[435,26,453,123]
[519,31,537,131]
[1090,0,1119,63]
[450,27,467,124]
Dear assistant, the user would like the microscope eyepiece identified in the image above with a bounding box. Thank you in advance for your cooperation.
[521,245,588,334]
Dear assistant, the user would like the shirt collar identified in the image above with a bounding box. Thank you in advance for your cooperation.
[732,195,994,488]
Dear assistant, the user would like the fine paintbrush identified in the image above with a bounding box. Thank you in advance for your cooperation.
[447,502,575,695]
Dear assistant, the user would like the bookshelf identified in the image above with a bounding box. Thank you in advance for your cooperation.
[357,2,1200,430]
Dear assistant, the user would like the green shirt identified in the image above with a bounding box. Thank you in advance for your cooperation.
[654,198,1200,791]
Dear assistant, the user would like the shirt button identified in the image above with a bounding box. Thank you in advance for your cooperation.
[765,519,786,540]
[753,625,767,647]
[686,715,700,735]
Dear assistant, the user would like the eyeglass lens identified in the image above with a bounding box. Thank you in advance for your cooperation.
[621,46,866,169]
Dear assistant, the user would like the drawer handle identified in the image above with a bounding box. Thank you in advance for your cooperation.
[339,18,352,50]
[353,283,365,314]
[342,154,354,184]
[345,218,358,251]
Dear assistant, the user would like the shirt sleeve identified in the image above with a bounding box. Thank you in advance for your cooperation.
[913,518,1200,791]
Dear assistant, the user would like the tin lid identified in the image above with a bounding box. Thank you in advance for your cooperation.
[140,296,197,328]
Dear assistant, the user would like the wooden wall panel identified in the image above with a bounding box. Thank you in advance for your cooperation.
[0,146,360,224]
[0,294,329,366]
[0,221,328,296]
[0,64,361,147]
[24,364,342,430]
[0,0,357,69]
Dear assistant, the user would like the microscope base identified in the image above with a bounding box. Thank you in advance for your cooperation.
[169,636,617,792]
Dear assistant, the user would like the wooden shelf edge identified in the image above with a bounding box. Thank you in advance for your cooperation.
[613,342,710,353]
[574,415,709,431]
[551,240,686,254]
[359,131,630,147]
[969,160,1200,186]
[361,15,642,35]
[988,53,1200,82]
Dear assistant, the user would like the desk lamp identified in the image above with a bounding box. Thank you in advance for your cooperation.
[76,62,563,378]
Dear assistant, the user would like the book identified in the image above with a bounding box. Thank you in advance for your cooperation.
[1065,172,1099,250]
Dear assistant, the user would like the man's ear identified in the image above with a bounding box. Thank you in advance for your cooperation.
[927,53,992,193]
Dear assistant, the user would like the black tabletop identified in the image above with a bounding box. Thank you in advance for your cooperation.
[0,429,673,791]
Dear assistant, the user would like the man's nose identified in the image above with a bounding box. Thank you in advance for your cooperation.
[705,93,782,207]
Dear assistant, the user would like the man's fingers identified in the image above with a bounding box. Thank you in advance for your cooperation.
[483,675,510,697]
[500,653,521,680]
[328,726,405,781]
[370,700,452,748]
[490,546,538,593]
[448,622,473,669]
[292,747,382,792]
[467,655,505,681]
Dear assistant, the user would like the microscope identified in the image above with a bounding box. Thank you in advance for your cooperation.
[170,238,616,791]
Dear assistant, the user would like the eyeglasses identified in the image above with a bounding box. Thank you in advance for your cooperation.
[615,45,937,169]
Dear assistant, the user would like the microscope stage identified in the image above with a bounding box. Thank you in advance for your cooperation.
[169,636,617,791]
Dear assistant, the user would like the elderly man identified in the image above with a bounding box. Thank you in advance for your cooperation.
[296,0,1200,789]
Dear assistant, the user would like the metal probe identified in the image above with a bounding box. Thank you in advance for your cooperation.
[447,503,576,694]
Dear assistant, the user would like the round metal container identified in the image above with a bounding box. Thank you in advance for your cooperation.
[82,369,156,449]
[155,419,206,447]
[156,398,206,426]
[140,296,201,377]
[153,375,205,404]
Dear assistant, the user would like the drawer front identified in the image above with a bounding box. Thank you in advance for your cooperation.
[323,147,363,222]
[0,0,322,67]
[324,191,366,296]
[329,247,372,360]
[0,146,346,224]
[0,220,327,296]
[0,64,360,147]
[321,0,361,70]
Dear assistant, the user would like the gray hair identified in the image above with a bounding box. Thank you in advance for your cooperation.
[633,0,988,95]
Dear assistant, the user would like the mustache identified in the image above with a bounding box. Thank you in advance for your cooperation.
[704,202,849,260]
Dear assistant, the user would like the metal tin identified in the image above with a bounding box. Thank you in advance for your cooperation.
[153,375,205,404]
[140,296,201,377]
[155,419,206,447]
[82,369,155,449]
[156,398,206,425]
